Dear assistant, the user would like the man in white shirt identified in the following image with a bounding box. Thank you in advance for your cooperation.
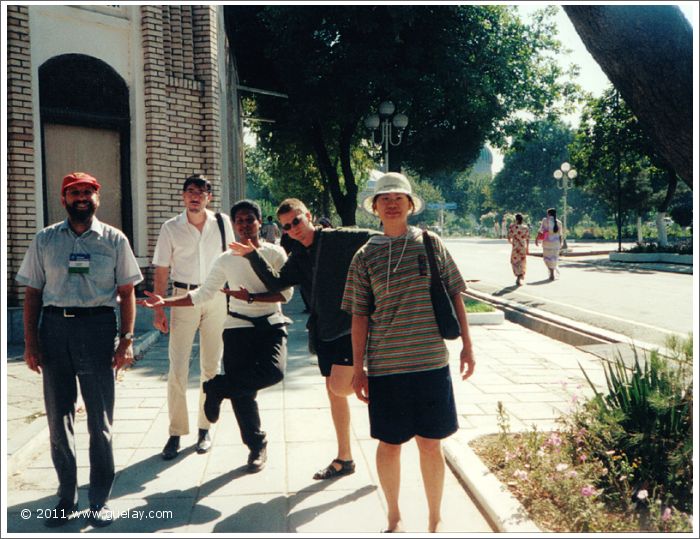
[141,199,291,472]
[151,175,234,459]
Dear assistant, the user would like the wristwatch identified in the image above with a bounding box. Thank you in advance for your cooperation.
[120,332,135,342]
[247,293,256,304]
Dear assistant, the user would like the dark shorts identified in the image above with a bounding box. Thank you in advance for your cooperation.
[315,333,353,377]
[368,365,458,445]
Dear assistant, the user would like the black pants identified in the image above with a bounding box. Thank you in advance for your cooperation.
[40,309,117,506]
[207,327,286,450]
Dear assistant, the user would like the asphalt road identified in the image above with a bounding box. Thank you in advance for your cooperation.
[444,238,693,348]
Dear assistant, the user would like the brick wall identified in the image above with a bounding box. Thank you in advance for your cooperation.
[141,5,223,288]
[6,5,35,306]
[5,5,227,305]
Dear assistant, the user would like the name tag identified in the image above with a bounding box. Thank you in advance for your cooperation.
[69,253,90,274]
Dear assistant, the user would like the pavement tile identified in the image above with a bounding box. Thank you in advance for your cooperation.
[6,291,615,533]
[189,492,287,533]
[286,440,376,494]
[287,486,384,533]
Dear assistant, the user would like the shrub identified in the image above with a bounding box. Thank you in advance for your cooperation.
[471,336,693,532]
[626,242,693,255]
[576,337,693,514]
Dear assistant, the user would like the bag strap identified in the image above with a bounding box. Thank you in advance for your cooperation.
[309,229,324,312]
[215,212,226,252]
[422,231,441,285]
[215,212,234,314]
[227,310,272,323]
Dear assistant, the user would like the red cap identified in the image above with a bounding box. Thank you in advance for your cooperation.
[61,172,101,194]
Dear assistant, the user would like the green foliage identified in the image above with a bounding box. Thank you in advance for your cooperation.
[227,5,581,223]
[471,336,693,532]
[669,188,693,228]
[569,87,667,227]
[626,242,692,255]
[491,118,604,227]
[463,298,495,313]
[577,337,693,513]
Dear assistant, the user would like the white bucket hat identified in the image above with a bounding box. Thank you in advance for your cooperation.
[361,172,424,215]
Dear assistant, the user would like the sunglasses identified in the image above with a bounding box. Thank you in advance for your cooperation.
[281,216,304,231]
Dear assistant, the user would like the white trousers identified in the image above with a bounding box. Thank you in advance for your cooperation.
[167,291,226,436]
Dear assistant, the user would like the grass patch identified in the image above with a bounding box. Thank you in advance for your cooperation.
[463,297,495,313]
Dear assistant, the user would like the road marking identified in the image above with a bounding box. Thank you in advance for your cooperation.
[474,284,688,338]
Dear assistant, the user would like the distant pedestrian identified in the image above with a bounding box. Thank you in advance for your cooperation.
[535,208,564,281]
[261,216,281,244]
[140,200,292,473]
[507,213,530,286]
[151,174,234,460]
[16,172,143,527]
[342,172,475,533]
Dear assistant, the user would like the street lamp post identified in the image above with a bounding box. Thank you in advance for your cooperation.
[553,162,577,251]
[364,101,408,172]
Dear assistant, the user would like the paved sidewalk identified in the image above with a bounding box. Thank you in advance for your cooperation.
[4,294,490,533]
[4,291,613,533]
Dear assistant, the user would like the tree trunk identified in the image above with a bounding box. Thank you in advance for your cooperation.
[656,212,669,247]
[563,6,692,188]
[309,121,357,226]
[636,215,643,244]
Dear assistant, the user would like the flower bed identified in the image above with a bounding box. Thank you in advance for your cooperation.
[469,337,693,532]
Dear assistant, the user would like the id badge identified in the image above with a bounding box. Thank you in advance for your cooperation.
[69,253,90,274]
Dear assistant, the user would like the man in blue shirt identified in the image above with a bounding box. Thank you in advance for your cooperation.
[16,172,143,528]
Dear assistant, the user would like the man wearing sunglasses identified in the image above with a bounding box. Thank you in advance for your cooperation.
[229,198,378,481]
[151,174,234,460]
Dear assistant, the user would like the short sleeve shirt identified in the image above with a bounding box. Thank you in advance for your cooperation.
[16,218,143,307]
[342,226,466,377]
[152,209,234,285]
[190,242,293,330]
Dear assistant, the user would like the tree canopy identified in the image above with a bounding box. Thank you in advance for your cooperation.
[491,118,601,227]
[225,5,580,224]
[569,87,673,244]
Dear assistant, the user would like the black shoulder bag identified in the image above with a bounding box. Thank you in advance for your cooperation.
[423,231,461,340]
[306,231,324,355]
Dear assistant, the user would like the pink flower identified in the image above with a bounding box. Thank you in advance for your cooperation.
[636,489,648,500]
[579,453,587,462]
[662,507,672,522]
[546,433,562,447]
[513,469,528,480]
[581,485,596,497]
[566,470,578,478]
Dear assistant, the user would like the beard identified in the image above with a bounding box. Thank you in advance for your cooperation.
[65,200,96,223]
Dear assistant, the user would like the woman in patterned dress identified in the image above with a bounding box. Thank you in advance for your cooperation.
[535,208,564,281]
[507,213,530,286]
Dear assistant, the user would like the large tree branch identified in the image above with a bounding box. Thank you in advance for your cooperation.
[563,5,693,188]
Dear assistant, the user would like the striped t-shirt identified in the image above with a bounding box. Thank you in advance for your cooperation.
[341,226,466,376]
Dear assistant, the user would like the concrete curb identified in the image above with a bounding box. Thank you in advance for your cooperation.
[464,311,504,325]
[609,252,692,265]
[6,330,162,471]
[444,436,541,533]
[463,287,667,353]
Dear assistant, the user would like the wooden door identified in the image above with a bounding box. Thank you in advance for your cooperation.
[43,123,122,229]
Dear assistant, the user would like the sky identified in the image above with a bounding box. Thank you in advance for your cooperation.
[489,1,698,174]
